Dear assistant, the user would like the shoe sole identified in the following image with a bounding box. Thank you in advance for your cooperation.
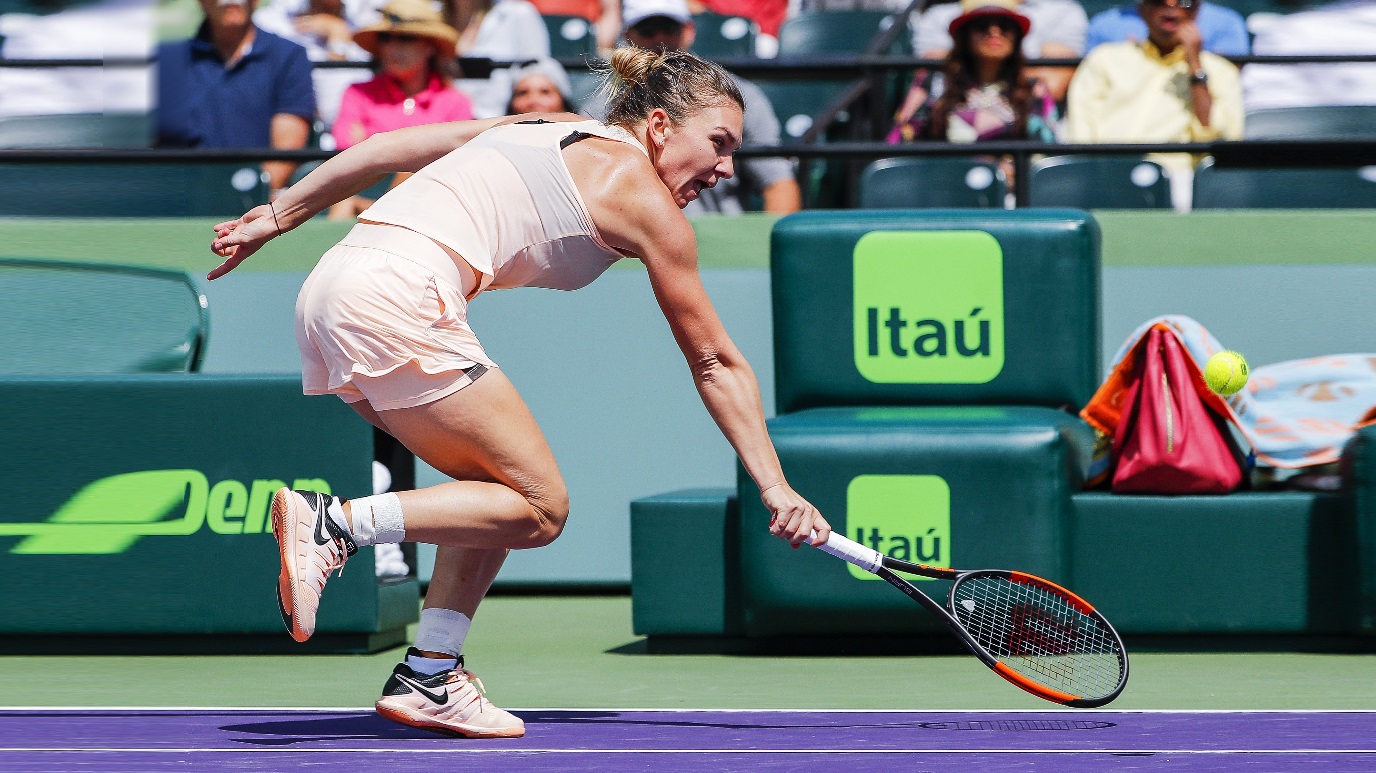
[375,702,526,739]
[271,488,312,643]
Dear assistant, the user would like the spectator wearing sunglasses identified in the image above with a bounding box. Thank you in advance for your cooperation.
[913,0,1087,101]
[889,0,1058,193]
[1065,0,1242,179]
[1085,0,1248,56]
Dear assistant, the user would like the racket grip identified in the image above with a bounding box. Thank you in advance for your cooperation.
[812,531,883,574]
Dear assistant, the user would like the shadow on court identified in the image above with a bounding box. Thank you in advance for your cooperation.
[222,714,440,744]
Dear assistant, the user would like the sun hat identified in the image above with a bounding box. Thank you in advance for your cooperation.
[354,0,459,57]
[948,0,1032,37]
[621,0,692,33]
[509,58,574,104]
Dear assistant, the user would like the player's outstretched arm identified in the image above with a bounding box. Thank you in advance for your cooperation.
[209,112,587,279]
[588,154,830,548]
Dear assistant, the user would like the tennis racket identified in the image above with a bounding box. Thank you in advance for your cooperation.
[814,531,1129,708]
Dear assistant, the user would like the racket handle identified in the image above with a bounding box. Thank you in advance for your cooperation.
[812,531,883,574]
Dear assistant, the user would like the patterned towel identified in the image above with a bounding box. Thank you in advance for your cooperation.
[1082,315,1376,471]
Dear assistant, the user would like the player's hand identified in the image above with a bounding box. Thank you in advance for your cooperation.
[763,483,830,549]
[208,205,278,280]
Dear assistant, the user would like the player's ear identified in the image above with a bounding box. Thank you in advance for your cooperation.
[647,108,672,148]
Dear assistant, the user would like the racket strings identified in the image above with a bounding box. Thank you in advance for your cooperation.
[952,575,1125,699]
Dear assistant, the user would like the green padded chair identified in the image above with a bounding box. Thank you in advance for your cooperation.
[0,258,209,375]
[858,157,1009,209]
[777,10,909,55]
[1192,158,1376,208]
[543,14,596,59]
[0,163,269,216]
[691,12,757,59]
[0,112,152,149]
[1029,155,1172,209]
[1244,105,1376,139]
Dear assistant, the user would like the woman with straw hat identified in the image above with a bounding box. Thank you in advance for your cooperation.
[329,0,473,218]
[209,47,830,739]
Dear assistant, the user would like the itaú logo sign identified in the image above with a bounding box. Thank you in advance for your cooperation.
[0,470,332,554]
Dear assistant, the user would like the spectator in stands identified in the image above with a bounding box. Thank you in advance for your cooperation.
[446,0,551,117]
[506,58,578,113]
[253,0,376,131]
[1086,0,1248,55]
[328,0,474,218]
[913,0,1086,99]
[157,0,315,198]
[1065,0,1243,178]
[687,0,788,56]
[587,0,800,214]
[1242,0,1376,112]
[888,0,1057,192]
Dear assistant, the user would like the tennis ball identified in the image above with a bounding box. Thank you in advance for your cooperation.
[1204,351,1249,395]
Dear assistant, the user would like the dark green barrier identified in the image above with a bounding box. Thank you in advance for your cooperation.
[1070,492,1359,635]
[0,375,417,652]
[1352,426,1376,635]
[771,210,1100,414]
[630,489,741,636]
[736,406,1093,637]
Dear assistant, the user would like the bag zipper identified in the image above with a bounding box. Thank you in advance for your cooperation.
[1160,366,1174,454]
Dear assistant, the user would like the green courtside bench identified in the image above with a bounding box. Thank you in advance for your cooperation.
[0,260,417,654]
[631,210,1374,648]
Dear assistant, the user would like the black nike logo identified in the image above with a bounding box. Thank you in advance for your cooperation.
[396,674,449,704]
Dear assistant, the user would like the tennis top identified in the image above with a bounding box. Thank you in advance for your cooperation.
[359,119,643,297]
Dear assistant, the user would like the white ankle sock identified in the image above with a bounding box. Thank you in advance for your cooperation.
[325,497,359,541]
[406,653,458,676]
[412,607,472,660]
[341,492,404,546]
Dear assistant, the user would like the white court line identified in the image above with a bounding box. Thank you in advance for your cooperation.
[4,707,1376,714]
[3,748,1376,755]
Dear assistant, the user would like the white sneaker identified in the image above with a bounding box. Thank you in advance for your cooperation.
[375,651,526,738]
[272,488,355,642]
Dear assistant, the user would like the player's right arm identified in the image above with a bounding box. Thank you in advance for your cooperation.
[208,112,586,279]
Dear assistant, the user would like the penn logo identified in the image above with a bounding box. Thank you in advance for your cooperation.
[852,230,1006,384]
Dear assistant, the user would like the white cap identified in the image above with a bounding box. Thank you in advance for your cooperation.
[622,0,691,31]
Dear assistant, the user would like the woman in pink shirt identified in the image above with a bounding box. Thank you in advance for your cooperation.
[330,0,473,217]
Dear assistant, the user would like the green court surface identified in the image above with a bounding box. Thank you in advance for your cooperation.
[1,210,1373,275]
[1,596,1374,710]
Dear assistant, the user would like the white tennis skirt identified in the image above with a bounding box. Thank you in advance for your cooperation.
[295,222,494,411]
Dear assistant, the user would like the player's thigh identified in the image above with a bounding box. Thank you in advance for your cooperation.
[371,369,567,505]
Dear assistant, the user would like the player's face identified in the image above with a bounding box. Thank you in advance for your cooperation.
[653,101,744,209]
[510,75,566,114]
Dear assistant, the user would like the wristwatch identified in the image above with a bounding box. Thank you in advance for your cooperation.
[1189,69,1209,86]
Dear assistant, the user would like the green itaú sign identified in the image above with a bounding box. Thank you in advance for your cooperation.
[0,470,332,555]
[844,474,951,582]
[852,230,1006,384]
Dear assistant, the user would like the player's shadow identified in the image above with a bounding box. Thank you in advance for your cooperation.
[222,714,452,744]
[515,710,915,731]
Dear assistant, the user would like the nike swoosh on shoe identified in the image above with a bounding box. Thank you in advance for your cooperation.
[396,674,449,704]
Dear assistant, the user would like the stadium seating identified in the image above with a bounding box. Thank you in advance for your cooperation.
[0,258,209,375]
[858,157,1009,209]
[543,14,597,59]
[776,10,909,55]
[0,162,269,216]
[691,12,757,59]
[1244,105,1376,139]
[1192,159,1376,209]
[0,112,151,149]
[1028,156,1172,209]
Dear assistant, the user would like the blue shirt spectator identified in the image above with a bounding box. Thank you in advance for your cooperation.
[1086,2,1250,55]
[157,25,316,148]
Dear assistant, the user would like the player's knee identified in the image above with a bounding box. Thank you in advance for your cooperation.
[519,485,569,549]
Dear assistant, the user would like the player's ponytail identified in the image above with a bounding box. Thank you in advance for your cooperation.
[602,47,744,129]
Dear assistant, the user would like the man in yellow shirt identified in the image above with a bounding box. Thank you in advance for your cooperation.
[1065,0,1243,176]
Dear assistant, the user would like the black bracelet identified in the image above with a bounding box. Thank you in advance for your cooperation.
[270,201,283,234]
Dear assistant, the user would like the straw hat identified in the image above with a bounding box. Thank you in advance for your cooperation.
[948,0,1031,37]
[354,0,459,56]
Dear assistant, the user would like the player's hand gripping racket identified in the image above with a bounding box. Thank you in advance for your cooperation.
[814,531,1128,708]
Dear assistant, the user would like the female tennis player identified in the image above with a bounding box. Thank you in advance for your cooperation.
[209,47,830,738]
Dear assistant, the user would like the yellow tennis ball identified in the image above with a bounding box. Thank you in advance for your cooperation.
[1204,351,1249,395]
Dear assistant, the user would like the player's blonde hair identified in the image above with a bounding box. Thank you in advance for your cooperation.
[601,47,744,129]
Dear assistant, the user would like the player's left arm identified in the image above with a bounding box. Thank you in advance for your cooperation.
[594,161,829,547]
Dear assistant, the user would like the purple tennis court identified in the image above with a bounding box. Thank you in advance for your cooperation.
[3,708,1375,771]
